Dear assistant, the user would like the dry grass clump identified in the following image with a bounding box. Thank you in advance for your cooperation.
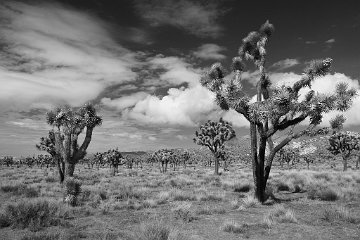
[233,183,252,193]
[263,204,297,227]
[172,202,195,222]
[238,194,259,209]
[20,232,60,240]
[307,185,339,201]
[0,182,39,198]
[135,220,188,240]
[0,199,66,231]
[322,206,359,223]
[221,220,249,234]
[196,205,226,215]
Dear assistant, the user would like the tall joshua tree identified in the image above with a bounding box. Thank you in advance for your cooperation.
[193,118,236,175]
[46,103,102,180]
[327,116,360,171]
[200,21,357,202]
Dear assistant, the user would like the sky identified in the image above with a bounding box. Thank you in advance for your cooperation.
[1,0,360,157]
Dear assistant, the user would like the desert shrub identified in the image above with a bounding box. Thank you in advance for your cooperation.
[135,221,171,240]
[313,172,332,181]
[1,183,39,198]
[142,199,158,208]
[171,190,197,201]
[1,199,63,230]
[113,185,143,201]
[276,182,290,192]
[239,195,259,209]
[322,206,359,223]
[44,176,57,183]
[24,186,40,198]
[20,232,60,240]
[293,184,302,193]
[196,205,226,215]
[307,186,338,201]
[0,213,10,228]
[64,178,82,207]
[221,221,249,234]
[234,183,251,193]
[1,183,26,194]
[171,202,195,222]
[263,205,297,225]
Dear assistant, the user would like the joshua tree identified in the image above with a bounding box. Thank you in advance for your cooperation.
[277,147,299,169]
[328,131,360,171]
[152,149,174,173]
[45,104,102,181]
[200,21,357,202]
[193,118,236,175]
[103,149,123,175]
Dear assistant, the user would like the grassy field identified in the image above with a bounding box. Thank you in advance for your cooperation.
[0,163,359,240]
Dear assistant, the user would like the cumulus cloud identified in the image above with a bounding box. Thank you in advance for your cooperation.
[123,85,216,126]
[271,58,300,70]
[0,1,139,111]
[134,0,224,38]
[192,43,226,60]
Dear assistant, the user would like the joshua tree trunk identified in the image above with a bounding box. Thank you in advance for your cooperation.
[250,123,267,202]
[214,154,219,175]
[343,157,348,171]
[56,156,65,183]
[356,156,359,169]
[66,162,75,177]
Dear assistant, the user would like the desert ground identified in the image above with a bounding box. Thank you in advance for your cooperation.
[0,159,359,240]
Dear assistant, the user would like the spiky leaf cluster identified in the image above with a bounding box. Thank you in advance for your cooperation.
[193,118,235,155]
[327,131,360,158]
[46,103,102,134]
[36,130,57,157]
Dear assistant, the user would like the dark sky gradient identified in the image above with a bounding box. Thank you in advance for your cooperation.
[1,0,360,157]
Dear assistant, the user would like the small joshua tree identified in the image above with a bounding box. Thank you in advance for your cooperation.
[46,103,102,181]
[103,149,123,175]
[193,118,236,175]
[277,147,300,169]
[327,116,360,171]
[200,21,357,202]
[64,177,82,207]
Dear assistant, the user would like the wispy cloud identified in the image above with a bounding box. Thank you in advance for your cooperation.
[134,0,224,38]
[305,41,317,44]
[271,58,300,70]
[0,1,140,111]
[192,43,226,60]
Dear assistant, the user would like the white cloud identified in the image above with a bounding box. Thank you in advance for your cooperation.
[176,135,188,140]
[271,59,300,70]
[134,0,224,38]
[325,38,336,44]
[101,92,149,111]
[305,41,317,44]
[223,110,249,128]
[6,119,49,131]
[147,55,202,87]
[124,85,216,126]
[0,2,139,111]
[192,44,226,60]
